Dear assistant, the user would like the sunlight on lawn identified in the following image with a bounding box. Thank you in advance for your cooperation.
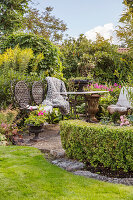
[0,146,132,200]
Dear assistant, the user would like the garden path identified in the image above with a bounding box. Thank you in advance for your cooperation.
[23,124,65,157]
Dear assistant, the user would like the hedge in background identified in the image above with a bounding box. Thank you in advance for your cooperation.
[60,120,133,172]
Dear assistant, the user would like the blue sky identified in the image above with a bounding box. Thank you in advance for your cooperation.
[31,0,124,43]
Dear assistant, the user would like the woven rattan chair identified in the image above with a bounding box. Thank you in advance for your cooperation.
[32,81,44,105]
[15,81,30,109]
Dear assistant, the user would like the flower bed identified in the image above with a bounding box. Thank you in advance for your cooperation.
[60,120,133,172]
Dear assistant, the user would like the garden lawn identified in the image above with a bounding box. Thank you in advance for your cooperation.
[0,146,132,200]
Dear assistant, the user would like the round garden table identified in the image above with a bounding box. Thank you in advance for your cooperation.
[59,91,109,122]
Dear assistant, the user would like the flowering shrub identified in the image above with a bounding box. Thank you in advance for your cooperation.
[0,122,22,145]
[24,108,47,126]
[87,83,121,92]
[120,115,130,126]
[0,108,23,145]
[88,83,122,121]
[0,108,18,125]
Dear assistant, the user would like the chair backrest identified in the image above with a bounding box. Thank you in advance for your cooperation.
[116,87,133,108]
[15,81,30,108]
[32,81,44,105]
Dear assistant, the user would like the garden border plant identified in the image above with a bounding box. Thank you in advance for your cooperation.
[60,120,133,172]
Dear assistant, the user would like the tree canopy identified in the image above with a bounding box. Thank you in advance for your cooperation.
[116,0,133,49]
[0,1,67,43]
[24,6,67,43]
[61,34,133,83]
[0,0,30,35]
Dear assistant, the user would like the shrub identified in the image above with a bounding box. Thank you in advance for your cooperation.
[60,120,133,172]
[0,33,64,107]
[0,33,64,78]
[0,108,23,145]
[0,45,45,108]
[24,109,47,126]
[0,133,7,146]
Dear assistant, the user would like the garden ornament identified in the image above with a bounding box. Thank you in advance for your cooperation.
[107,87,133,115]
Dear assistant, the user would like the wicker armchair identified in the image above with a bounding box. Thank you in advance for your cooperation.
[15,81,30,109]
[32,81,44,105]
[14,81,44,110]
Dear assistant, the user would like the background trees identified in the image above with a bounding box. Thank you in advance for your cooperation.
[61,34,133,84]
[0,0,30,35]
[0,1,67,43]
[24,6,67,43]
[116,0,133,50]
[0,0,66,77]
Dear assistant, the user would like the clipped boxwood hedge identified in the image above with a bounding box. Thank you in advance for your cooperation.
[60,120,133,172]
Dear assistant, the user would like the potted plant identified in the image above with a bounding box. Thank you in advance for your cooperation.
[24,109,47,140]
[69,76,93,92]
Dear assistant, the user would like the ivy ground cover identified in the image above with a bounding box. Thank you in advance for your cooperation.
[0,146,133,200]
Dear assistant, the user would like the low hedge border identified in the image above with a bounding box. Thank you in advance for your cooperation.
[60,120,133,172]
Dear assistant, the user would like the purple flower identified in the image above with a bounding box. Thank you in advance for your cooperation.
[1,123,7,129]
[125,121,129,125]
[120,123,124,126]
[38,111,44,116]
[114,83,118,87]
[120,115,124,122]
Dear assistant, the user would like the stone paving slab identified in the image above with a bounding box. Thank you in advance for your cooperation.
[73,171,133,186]
[52,158,85,171]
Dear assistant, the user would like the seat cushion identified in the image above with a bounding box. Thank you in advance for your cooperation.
[107,105,128,114]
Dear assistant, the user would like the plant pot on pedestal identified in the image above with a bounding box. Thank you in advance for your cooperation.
[72,79,93,92]
[28,124,44,140]
[86,94,100,123]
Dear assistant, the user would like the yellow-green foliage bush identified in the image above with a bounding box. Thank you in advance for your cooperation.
[0,33,64,78]
[0,46,44,107]
[0,45,43,73]
[60,120,133,172]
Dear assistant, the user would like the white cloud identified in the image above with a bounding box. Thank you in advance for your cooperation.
[85,23,119,44]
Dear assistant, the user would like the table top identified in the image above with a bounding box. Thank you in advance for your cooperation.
[58,91,109,95]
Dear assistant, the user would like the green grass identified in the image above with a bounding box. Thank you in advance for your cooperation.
[0,146,132,200]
